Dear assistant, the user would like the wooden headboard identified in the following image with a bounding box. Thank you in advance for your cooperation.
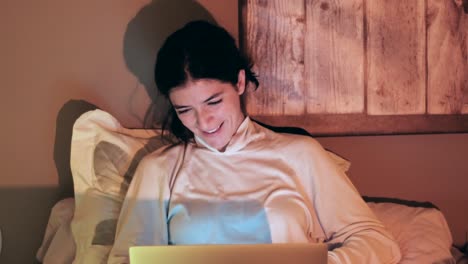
[240,0,468,136]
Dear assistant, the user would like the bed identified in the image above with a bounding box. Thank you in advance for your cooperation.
[35,109,467,264]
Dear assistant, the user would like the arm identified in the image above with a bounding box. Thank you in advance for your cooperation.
[298,138,401,264]
[107,153,171,264]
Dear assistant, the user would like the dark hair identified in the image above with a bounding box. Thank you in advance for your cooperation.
[154,20,259,142]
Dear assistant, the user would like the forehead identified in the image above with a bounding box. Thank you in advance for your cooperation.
[169,79,235,103]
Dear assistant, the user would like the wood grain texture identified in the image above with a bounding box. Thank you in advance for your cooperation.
[305,0,364,113]
[240,1,468,134]
[252,114,468,136]
[366,0,426,115]
[241,0,306,115]
[427,0,468,114]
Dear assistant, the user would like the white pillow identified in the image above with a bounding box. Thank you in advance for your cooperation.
[36,198,75,263]
[70,109,175,264]
[366,200,455,264]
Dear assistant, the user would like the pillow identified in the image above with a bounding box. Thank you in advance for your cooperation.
[36,198,75,263]
[364,197,455,264]
[70,109,175,264]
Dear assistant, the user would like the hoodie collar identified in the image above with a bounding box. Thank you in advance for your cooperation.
[194,117,263,153]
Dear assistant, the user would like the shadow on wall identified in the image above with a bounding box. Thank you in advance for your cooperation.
[54,100,98,199]
[53,0,216,199]
[123,0,217,127]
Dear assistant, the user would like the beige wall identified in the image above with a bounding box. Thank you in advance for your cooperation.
[1,0,237,188]
[0,0,466,263]
[317,134,468,247]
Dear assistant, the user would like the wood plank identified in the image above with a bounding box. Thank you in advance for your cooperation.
[465,1,468,113]
[252,114,468,136]
[305,0,364,113]
[366,1,426,115]
[241,0,305,115]
[427,0,468,114]
[465,0,468,113]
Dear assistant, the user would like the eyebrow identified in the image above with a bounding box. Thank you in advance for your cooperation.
[173,92,223,109]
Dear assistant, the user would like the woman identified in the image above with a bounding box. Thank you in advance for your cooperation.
[108,20,401,264]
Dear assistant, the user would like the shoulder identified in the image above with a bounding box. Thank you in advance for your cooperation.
[252,122,338,172]
[128,142,187,192]
[136,142,186,176]
[253,121,323,153]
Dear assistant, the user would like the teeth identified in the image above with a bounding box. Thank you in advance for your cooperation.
[206,124,221,134]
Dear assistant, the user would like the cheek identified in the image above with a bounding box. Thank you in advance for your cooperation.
[224,96,242,114]
[177,113,196,128]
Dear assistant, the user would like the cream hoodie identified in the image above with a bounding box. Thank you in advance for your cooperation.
[108,117,401,264]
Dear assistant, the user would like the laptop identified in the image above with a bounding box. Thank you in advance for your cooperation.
[129,243,327,264]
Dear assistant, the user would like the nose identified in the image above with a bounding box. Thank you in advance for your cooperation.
[196,108,214,131]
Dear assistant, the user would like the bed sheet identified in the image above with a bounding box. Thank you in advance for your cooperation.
[37,197,466,264]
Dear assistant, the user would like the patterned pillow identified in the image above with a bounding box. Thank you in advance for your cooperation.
[70,109,175,263]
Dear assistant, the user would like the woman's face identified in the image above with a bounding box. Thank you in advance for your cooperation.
[169,70,246,151]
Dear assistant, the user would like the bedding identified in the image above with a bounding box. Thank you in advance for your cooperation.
[68,110,176,263]
[36,109,465,263]
[37,196,465,264]
[364,197,456,264]
[36,198,75,263]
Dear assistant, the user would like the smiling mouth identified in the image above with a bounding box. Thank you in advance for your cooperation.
[205,122,223,134]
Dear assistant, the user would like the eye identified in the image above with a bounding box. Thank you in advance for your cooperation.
[208,99,222,106]
[176,108,191,115]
